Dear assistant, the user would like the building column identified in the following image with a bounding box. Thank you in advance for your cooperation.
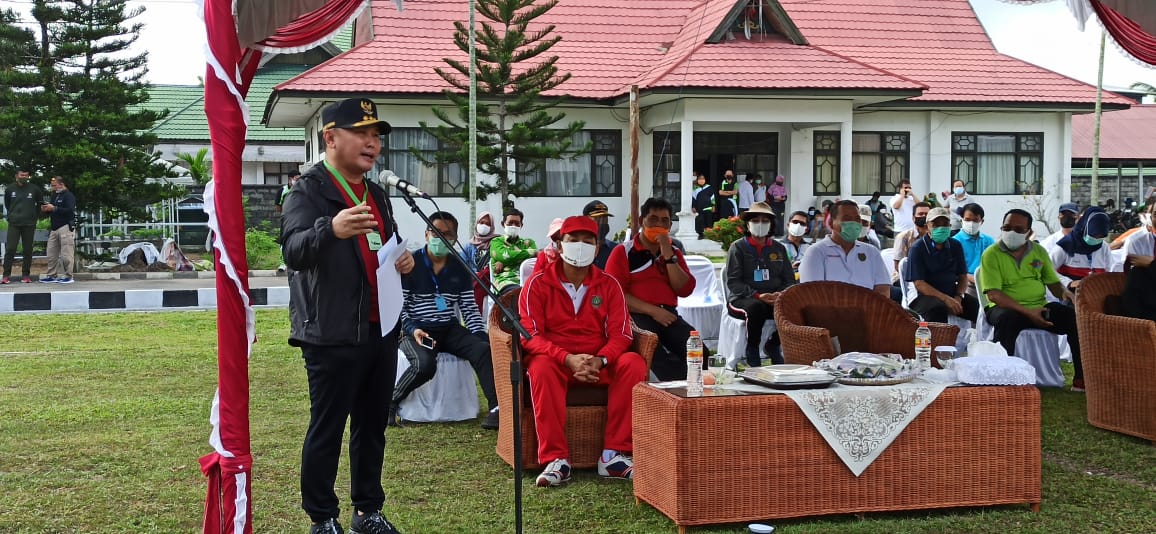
[676,119,698,241]
[839,120,853,199]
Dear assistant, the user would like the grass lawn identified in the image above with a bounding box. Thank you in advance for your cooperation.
[1,310,1153,533]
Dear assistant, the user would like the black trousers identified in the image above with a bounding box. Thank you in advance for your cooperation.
[695,209,714,238]
[986,302,1083,380]
[631,309,710,381]
[393,323,497,410]
[909,293,980,324]
[728,297,780,366]
[3,224,35,277]
[300,322,399,522]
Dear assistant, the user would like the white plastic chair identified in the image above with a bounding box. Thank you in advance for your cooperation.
[880,247,896,280]
[1110,248,1127,272]
[677,255,724,350]
[395,351,480,423]
[519,256,538,284]
[716,262,776,367]
[974,267,1065,387]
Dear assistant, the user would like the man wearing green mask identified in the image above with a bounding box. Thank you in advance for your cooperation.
[392,210,498,430]
[906,207,978,324]
[798,200,891,297]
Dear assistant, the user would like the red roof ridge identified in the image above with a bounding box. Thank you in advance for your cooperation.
[629,0,723,91]
[807,44,929,91]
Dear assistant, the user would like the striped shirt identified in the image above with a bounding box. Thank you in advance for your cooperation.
[401,248,485,335]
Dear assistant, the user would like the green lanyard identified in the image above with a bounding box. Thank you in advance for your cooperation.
[323,161,367,204]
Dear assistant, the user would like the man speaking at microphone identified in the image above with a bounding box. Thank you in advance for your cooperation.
[281,98,415,534]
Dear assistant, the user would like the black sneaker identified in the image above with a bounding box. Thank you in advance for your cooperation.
[349,510,401,534]
[387,403,402,427]
[309,518,344,534]
[481,407,499,430]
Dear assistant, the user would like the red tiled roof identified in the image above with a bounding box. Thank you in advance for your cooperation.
[778,0,1133,106]
[1072,105,1156,160]
[276,0,1125,107]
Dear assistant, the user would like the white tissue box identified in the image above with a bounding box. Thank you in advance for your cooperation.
[953,355,1036,386]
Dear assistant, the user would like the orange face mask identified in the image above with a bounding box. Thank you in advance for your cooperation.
[641,226,669,242]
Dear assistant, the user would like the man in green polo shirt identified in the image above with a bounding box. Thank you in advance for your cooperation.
[978,208,1083,391]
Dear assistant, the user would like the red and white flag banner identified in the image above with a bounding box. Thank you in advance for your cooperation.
[999,0,1156,66]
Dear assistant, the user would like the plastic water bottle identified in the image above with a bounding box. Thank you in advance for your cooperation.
[915,321,932,371]
[686,330,704,396]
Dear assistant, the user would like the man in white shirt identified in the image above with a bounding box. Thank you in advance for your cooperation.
[1125,206,1155,268]
[799,200,891,297]
[1038,202,1079,253]
[890,180,918,234]
[736,174,754,214]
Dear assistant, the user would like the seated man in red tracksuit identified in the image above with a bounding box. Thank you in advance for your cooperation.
[518,216,649,487]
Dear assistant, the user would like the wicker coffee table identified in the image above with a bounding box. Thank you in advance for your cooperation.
[632,384,1040,532]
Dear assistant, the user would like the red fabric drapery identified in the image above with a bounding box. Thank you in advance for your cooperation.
[200,1,367,533]
[1089,0,1156,66]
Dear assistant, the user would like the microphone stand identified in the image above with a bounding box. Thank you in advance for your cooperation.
[395,191,531,534]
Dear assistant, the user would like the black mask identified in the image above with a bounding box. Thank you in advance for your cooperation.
[1060,215,1077,229]
[914,216,927,228]
[598,223,610,240]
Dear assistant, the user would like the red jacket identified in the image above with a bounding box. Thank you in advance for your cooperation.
[519,260,633,365]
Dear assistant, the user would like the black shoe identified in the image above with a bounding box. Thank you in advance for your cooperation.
[481,408,499,430]
[387,403,402,427]
[310,518,344,534]
[764,333,784,365]
[350,510,401,534]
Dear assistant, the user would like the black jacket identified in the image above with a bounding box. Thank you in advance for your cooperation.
[725,237,795,302]
[281,162,398,347]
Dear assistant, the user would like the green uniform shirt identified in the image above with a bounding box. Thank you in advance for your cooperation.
[4,182,42,226]
[490,235,537,290]
[978,241,1059,309]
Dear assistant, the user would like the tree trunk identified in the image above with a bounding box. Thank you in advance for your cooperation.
[1091,31,1106,206]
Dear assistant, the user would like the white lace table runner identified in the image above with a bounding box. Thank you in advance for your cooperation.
[782,382,948,476]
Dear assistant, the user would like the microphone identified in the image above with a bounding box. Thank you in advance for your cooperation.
[377,170,431,199]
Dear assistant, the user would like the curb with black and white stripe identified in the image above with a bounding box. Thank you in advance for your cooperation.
[0,287,289,313]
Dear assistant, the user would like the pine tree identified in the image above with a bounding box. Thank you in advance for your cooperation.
[0,9,49,175]
[416,0,588,208]
[2,1,178,221]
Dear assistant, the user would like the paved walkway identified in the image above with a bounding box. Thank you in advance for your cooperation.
[0,274,289,313]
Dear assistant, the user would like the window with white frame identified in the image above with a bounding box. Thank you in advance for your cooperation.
[813,131,840,196]
[375,128,466,197]
[951,133,1043,195]
[851,132,909,196]
[264,162,302,185]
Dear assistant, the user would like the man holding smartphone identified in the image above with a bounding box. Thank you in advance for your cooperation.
[890,179,919,234]
[391,210,498,430]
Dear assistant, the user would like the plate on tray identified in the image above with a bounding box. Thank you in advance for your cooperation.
[837,374,916,386]
[741,374,836,390]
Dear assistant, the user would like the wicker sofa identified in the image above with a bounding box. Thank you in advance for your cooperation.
[773,281,959,365]
[488,288,659,469]
[1074,272,1156,444]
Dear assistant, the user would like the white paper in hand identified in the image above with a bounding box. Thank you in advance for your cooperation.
[376,237,409,334]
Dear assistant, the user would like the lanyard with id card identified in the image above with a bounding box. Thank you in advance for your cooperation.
[422,252,450,311]
[753,264,770,282]
[325,161,383,251]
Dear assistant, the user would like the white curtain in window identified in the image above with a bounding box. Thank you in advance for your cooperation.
[852,154,880,195]
[387,129,439,193]
[541,131,591,195]
[976,135,1016,195]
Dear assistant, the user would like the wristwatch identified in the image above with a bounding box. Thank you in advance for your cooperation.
[599,356,609,367]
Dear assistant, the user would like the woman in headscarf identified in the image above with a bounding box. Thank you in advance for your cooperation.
[463,211,499,272]
[530,218,565,278]
[769,175,788,237]
[1050,206,1115,291]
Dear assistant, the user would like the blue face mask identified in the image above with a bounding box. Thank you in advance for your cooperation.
[427,237,453,257]
[1083,235,1104,247]
[953,187,965,196]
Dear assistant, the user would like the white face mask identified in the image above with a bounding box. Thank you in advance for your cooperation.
[1141,213,1153,229]
[1001,230,1028,250]
[787,222,807,237]
[961,221,981,236]
[859,224,870,238]
[504,225,520,238]
[560,241,597,268]
[476,224,492,236]
[747,221,771,237]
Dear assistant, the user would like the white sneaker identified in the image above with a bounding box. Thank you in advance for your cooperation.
[597,452,634,480]
[535,458,571,487]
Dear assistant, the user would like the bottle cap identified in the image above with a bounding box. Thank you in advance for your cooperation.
[690,330,700,336]
[918,321,928,327]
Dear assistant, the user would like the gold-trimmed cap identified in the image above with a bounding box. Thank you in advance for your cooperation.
[321,98,392,135]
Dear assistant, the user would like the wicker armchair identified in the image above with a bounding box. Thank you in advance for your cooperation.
[773,281,959,365]
[489,288,660,469]
[1074,272,1156,444]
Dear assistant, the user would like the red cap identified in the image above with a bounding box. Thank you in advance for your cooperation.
[559,215,598,237]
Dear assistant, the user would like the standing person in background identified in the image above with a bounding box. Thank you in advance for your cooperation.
[768,175,787,237]
[691,172,716,239]
[1039,203,1079,252]
[583,200,618,269]
[736,173,754,215]
[780,210,812,272]
[490,208,538,292]
[752,175,767,204]
[280,98,414,534]
[463,211,498,273]
[941,179,972,232]
[2,169,41,285]
[39,176,76,284]
[717,170,738,219]
[890,179,919,234]
[276,170,301,215]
